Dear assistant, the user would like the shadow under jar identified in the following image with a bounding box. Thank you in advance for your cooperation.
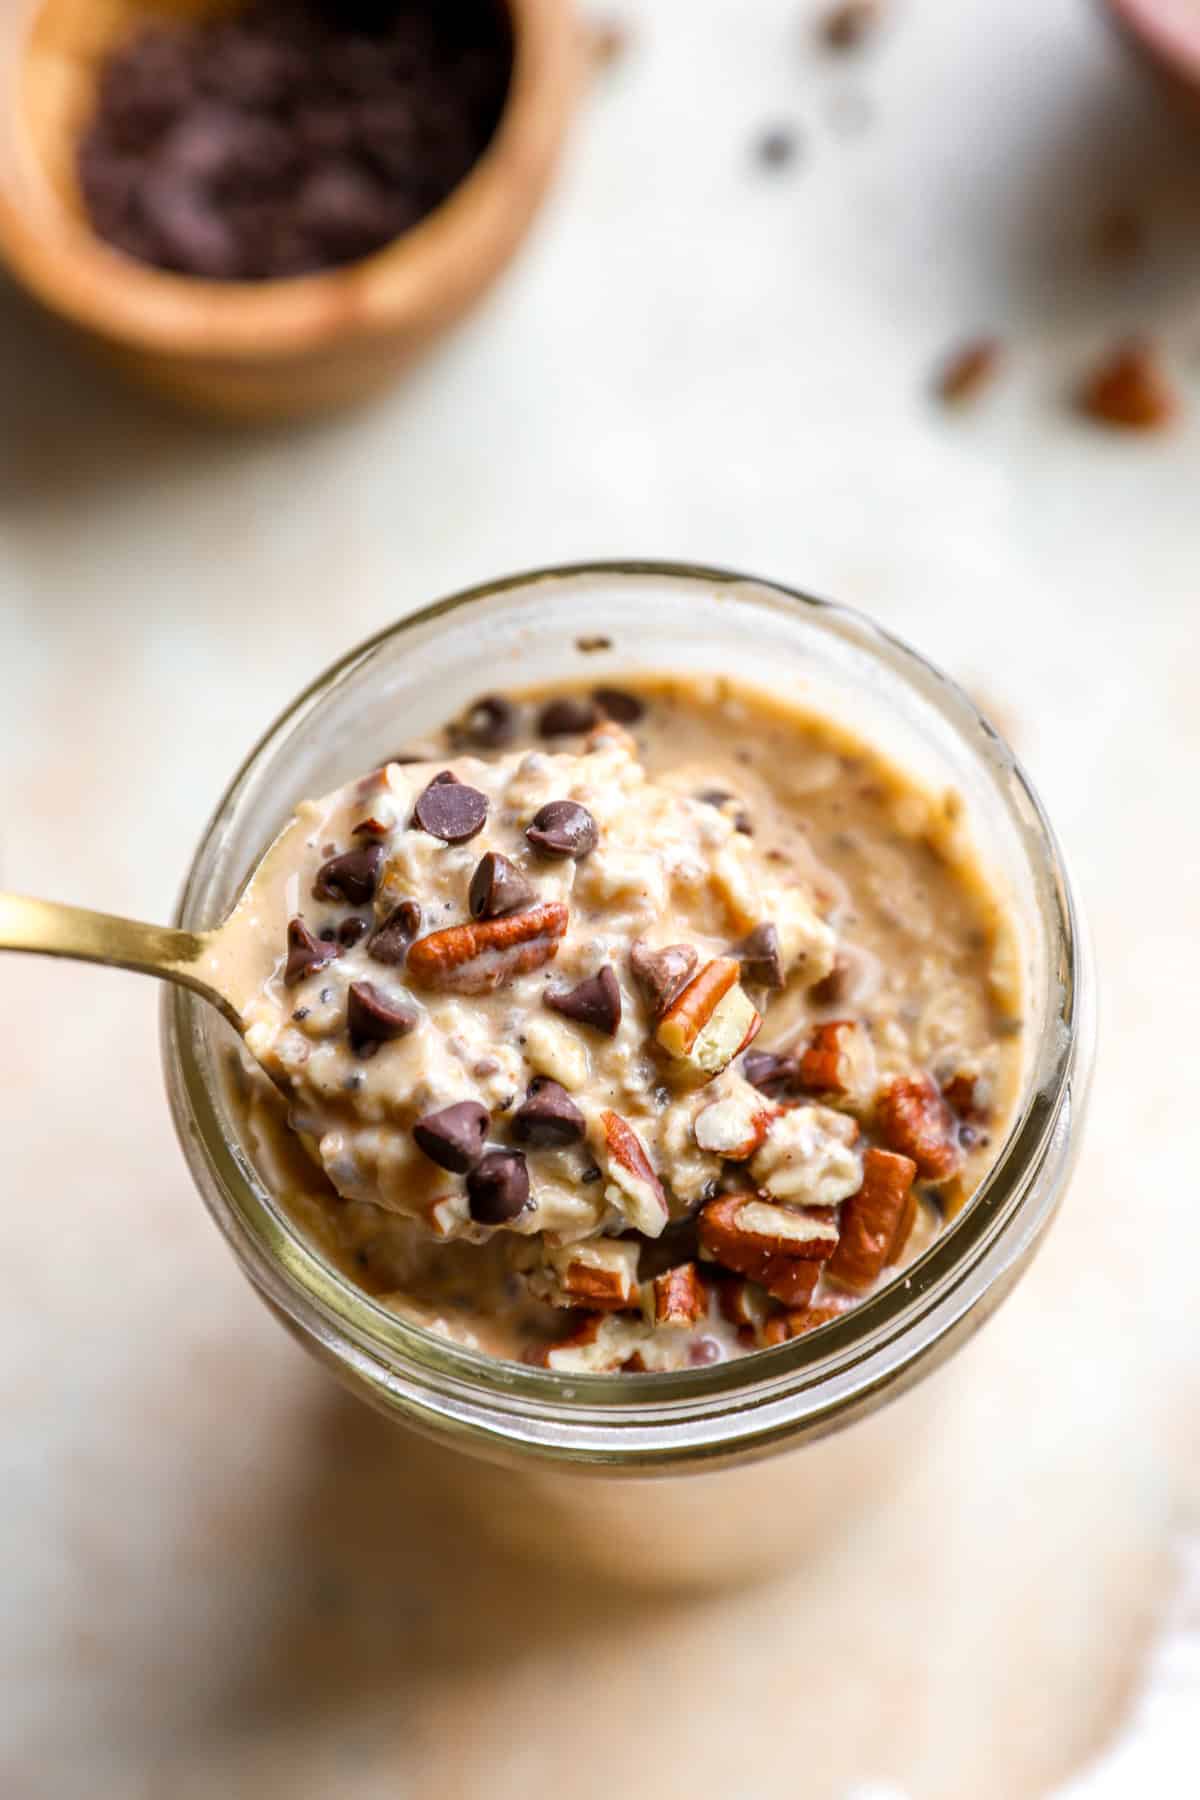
[164,562,1093,1587]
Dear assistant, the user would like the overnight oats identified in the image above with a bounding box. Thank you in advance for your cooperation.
[217,674,1023,1376]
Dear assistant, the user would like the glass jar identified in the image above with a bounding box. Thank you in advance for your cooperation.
[163,563,1093,1586]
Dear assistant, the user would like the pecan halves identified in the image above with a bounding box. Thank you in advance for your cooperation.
[405,901,568,995]
[824,1147,918,1292]
[875,1074,961,1179]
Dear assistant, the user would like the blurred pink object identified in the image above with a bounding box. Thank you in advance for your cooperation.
[1106,0,1200,102]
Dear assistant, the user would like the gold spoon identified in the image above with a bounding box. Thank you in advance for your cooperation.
[0,892,249,1030]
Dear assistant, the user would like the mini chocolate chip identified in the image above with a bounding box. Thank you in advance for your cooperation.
[511,1078,585,1148]
[284,917,339,986]
[347,981,418,1056]
[580,1162,603,1184]
[743,1049,798,1095]
[545,965,622,1035]
[469,852,534,919]
[732,922,784,989]
[467,1149,531,1224]
[592,686,645,725]
[809,953,850,1006]
[698,789,754,834]
[576,635,612,653]
[538,695,599,737]
[525,800,598,859]
[413,1101,490,1174]
[337,916,370,948]
[292,1006,310,1022]
[319,926,337,942]
[629,940,698,1016]
[458,694,517,749]
[367,900,421,966]
[413,775,488,843]
[314,844,383,906]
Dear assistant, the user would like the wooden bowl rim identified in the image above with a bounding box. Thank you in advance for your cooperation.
[0,0,578,358]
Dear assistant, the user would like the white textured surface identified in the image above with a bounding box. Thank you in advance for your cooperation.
[2,0,1200,1793]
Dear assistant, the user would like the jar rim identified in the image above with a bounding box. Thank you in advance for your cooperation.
[163,561,1091,1471]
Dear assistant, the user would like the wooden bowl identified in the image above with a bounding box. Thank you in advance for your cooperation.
[0,0,581,420]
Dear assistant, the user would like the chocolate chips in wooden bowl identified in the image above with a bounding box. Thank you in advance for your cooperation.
[77,0,515,281]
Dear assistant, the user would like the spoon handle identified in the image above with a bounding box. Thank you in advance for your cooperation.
[0,892,240,1026]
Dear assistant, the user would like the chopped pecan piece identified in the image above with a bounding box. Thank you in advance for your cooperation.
[1078,339,1176,431]
[825,1148,917,1291]
[655,958,762,1080]
[540,1313,646,1373]
[598,1111,669,1237]
[875,1075,960,1179]
[884,1186,919,1268]
[405,901,568,996]
[796,1018,875,1099]
[700,1195,835,1306]
[716,1275,771,1335]
[936,337,1002,406]
[762,1302,850,1344]
[542,1238,641,1312]
[693,1087,779,1160]
[941,1070,989,1123]
[652,1262,708,1327]
[821,0,881,50]
[751,1104,863,1205]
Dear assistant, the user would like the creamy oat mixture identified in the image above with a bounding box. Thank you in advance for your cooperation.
[218,676,1022,1372]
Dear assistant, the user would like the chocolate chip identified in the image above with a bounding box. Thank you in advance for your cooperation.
[545,965,622,1036]
[698,789,753,834]
[466,1149,530,1225]
[347,981,418,1056]
[575,635,612,653]
[537,695,599,737]
[732,922,784,989]
[743,1050,798,1096]
[77,2,513,281]
[629,941,698,1016]
[413,775,488,843]
[525,800,598,859]
[580,1162,603,1183]
[314,844,383,906]
[284,917,339,986]
[337,916,370,949]
[810,953,850,1007]
[469,852,534,919]
[510,1078,585,1148]
[457,694,517,749]
[592,686,645,725]
[413,1101,490,1174]
[367,900,421,967]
